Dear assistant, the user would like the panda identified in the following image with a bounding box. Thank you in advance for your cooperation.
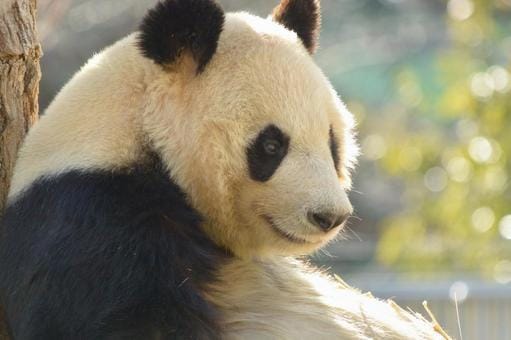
[0,0,447,339]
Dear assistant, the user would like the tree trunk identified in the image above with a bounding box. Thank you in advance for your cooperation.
[0,0,41,338]
[0,0,40,212]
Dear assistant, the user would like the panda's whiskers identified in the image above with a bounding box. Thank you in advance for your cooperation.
[315,247,333,258]
[332,214,361,242]
[348,214,362,222]
[343,226,361,242]
[349,189,364,196]
[344,212,362,241]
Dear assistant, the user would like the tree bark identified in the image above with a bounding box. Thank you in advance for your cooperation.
[0,0,40,212]
[0,0,41,338]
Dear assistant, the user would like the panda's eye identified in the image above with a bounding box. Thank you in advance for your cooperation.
[247,124,290,182]
[263,139,281,155]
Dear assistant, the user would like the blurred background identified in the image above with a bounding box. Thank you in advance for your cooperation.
[37,0,511,338]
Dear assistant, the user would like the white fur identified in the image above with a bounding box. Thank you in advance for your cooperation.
[8,9,444,339]
[8,36,152,198]
[209,257,444,340]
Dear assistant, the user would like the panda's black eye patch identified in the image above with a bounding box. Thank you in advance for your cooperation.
[329,127,340,173]
[247,125,290,182]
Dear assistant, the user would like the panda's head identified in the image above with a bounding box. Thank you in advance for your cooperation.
[138,0,358,258]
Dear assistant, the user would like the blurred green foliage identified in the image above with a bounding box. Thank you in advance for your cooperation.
[349,0,511,277]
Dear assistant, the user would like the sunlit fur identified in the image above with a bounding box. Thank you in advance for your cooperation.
[208,258,442,339]
[9,8,443,339]
[10,13,357,258]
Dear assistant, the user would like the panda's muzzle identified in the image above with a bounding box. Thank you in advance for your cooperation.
[262,215,311,244]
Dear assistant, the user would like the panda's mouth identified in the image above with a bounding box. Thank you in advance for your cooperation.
[262,215,311,244]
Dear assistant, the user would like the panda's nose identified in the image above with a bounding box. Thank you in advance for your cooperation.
[307,211,350,232]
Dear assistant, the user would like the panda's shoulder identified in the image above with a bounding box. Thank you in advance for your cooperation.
[0,154,227,338]
[6,154,199,233]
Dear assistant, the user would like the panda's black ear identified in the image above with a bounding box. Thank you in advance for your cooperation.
[271,0,321,54]
[138,0,225,74]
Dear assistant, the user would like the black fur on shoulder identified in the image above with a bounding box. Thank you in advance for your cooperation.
[0,156,229,339]
[272,0,321,54]
[138,0,225,74]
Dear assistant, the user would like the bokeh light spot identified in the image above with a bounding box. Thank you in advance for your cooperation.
[468,136,493,163]
[470,72,494,99]
[488,66,511,93]
[424,167,448,192]
[499,215,511,240]
[494,260,511,284]
[447,0,474,21]
[449,281,469,302]
[446,157,472,183]
[471,206,495,233]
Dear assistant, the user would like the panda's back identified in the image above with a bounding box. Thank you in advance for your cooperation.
[0,155,227,339]
[8,34,151,200]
